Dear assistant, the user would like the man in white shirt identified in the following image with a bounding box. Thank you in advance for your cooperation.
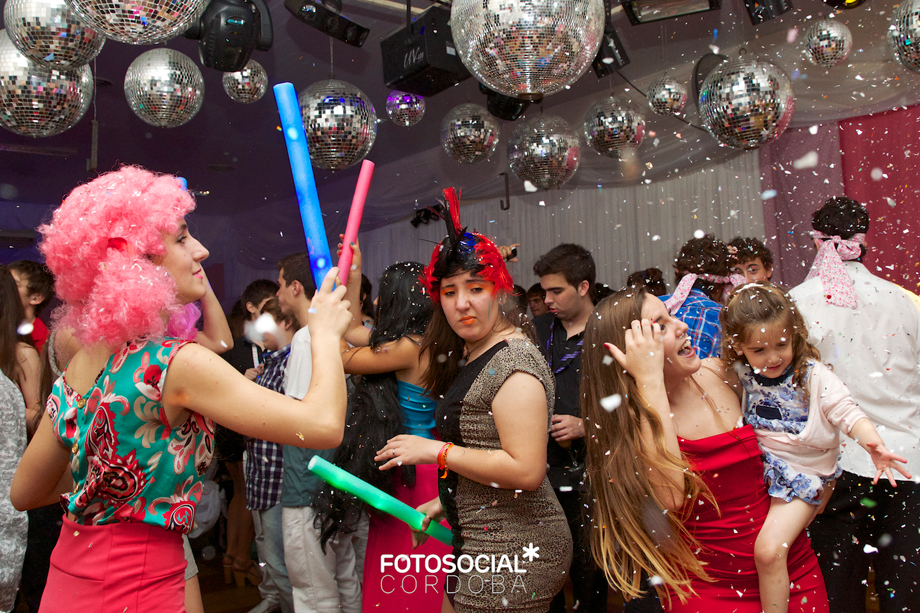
[275,253,367,613]
[790,197,920,613]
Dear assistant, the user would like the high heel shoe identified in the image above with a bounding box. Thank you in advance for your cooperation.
[222,554,235,585]
[232,560,263,588]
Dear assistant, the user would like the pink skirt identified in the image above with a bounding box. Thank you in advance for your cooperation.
[40,516,186,612]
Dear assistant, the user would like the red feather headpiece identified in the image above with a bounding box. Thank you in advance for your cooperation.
[421,187,513,304]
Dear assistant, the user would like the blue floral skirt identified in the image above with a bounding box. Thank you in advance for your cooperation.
[762,450,842,506]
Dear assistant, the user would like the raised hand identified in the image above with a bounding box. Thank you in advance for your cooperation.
[309,267,351,340]
[604,318,664,383]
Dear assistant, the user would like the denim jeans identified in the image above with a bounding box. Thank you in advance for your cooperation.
[254,504,294,613]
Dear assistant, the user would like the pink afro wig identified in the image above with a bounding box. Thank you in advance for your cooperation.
[39,166,196,347]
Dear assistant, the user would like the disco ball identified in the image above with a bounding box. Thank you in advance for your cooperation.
[647,76,688,116]
[440,103,500,164]
[67,0,208,44]
[698,58,794,150]
[299,79,377,171]
[450,0,605,100]
[4,0,105,69]
[804,20,852,68]
[124,48,204,128]
[386,90,425,127]
[223,60,267,104]
[583,96,645,158]
[888,0,920,72]
[0,30,93,137]
[507,115,580,190]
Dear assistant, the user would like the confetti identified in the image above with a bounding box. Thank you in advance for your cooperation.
[863,544,879,554]
[523,181,538,193]
[16,321,33,336]
[860,497,877,508]
[600,394,622,412]
[761,189,778,200]
[602,355,614,366]
[792,151,819,169]
[693,229,705,239]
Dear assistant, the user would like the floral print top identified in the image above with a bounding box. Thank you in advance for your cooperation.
[48,339,214,534]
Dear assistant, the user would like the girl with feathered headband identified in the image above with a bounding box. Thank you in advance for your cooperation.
[374,188,572,612]
[10,166,353,612]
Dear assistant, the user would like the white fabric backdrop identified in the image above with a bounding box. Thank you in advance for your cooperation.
[358,152,764,295]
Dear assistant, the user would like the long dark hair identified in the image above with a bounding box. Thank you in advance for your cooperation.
[0,266,28,382]
[312,262,433,549]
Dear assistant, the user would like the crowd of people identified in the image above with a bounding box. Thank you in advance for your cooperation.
[0,167,917,613]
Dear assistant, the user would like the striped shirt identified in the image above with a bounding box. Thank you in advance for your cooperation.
[245,344,291,510]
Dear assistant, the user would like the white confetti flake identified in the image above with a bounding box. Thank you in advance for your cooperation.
[870,168,884,181]
[600,394,622,412]
[523,181,538,192]
[761,189,778,200]
[693,229,705,239]
[864,544,879,554]
[649,575,664,586]
[809,125,819,135]
[16,321,33,336]
[602,355,614,366]
[792,151,819,170]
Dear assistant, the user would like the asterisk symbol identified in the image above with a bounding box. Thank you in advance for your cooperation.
[522,543,540,562]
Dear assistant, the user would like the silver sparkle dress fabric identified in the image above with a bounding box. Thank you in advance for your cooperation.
[0,372,27,612]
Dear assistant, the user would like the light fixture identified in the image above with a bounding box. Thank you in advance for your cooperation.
[621,0,721,24]
[184,0,273,72]
[284,0,369,47]
[742,0,793,24]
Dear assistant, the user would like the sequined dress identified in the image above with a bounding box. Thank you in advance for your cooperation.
[436,339,572,612]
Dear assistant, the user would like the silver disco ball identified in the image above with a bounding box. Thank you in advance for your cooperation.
[124,48,204,128]
[804,19,852,68]
[4,0,105,69]
[583,96,645,158]
[507,115,580,190]
[698,58,794,150]
[386,90,425,127]
[0,30,93,137]
[450,0,605,100]
[647,76,688,116]
[222,60,267,104]
[67,0,208,44]
[299,79,377,171]
[889,0,920,72]
[440,103,500,164]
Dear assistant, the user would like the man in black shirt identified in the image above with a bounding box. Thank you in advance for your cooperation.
[533,244,609,613]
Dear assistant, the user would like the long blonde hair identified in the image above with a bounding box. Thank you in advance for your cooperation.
[720,284,820,397]
[582,287,711,605]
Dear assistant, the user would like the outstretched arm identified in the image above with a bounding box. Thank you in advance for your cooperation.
[163,268,351,449]
[11,413,73,510]
[848,418,912,486]
[340,237,372,347]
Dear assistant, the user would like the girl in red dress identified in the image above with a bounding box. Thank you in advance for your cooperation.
[579,286,829,612]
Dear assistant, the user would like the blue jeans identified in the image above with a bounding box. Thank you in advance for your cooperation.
[254,504,294,613]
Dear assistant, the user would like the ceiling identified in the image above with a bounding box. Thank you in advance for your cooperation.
[1,0,919,239]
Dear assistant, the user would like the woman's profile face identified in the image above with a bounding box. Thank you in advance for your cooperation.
[639,295,700,383]
[157,218,210,305]
[439,271,502,343]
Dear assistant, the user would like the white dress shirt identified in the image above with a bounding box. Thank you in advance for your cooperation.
[790,261,920,480]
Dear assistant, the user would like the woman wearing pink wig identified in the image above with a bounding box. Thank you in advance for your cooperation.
[10,167,352,612]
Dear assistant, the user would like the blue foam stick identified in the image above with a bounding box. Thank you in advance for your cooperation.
[273,82,333,285]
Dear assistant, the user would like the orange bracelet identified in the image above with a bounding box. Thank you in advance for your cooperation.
[437,442,455,479]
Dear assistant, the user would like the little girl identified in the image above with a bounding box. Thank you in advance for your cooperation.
[720,284,910,613]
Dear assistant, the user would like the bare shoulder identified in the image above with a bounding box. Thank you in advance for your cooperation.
[698,358,741,394]
[17,342,39,364]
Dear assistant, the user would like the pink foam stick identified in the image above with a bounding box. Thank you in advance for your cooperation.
[337,159,375,284]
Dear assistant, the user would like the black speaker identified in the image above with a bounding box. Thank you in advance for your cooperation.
[592,28,630,78]
[380,6,470,97]
[185,0,272,72]
[743,0,793,24]
[284,0,369,47]
[479,83,530,121]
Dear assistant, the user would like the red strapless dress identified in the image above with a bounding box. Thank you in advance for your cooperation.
[668,425,829,612]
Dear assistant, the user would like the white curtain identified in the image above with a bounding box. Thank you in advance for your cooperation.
[358,152,764,295]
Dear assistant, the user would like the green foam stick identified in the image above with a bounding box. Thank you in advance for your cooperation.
[308,455,454,546]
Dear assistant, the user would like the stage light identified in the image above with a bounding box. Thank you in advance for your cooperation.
[621,0,721,24]
[185,0,273,72]
[284,0,369,47]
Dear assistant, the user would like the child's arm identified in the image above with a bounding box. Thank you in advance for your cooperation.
[847,417,912,486]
